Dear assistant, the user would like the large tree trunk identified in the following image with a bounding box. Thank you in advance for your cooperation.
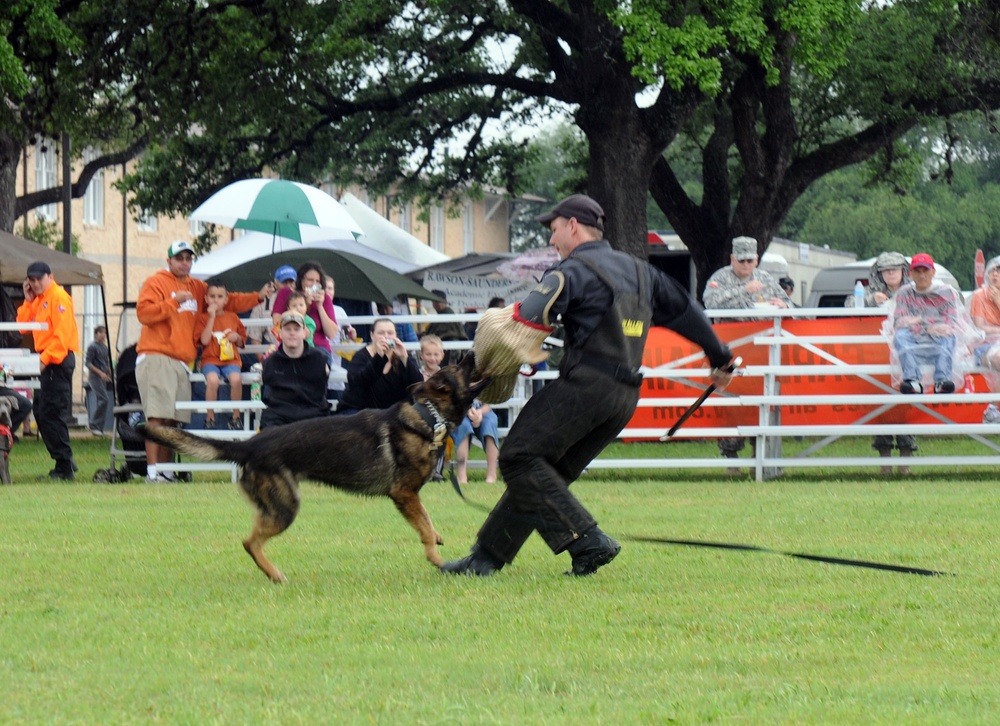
[0,133,20,233]
[576,90,660,260]
[586,126,656,260]
[650,58,794,300]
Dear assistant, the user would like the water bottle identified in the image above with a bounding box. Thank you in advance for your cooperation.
[250,362,262,401]
[853,280,864,309]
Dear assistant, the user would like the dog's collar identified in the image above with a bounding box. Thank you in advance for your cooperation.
[414,401,449,450]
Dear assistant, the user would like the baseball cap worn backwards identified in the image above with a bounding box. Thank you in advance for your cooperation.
[732,236,758,260]
[910,253,935,270]
[535,194,605,232]
[26,261,51,278]
[168,240,196,258]
[280,312,306,328]
[275,265,297,283]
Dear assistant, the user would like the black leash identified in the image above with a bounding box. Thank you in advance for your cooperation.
[624,535,953,577]
[441,480,951,576]
[447,464,495,514]
[439,479,950,576]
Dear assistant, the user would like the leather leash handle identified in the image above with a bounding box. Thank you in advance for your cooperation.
[660,356,742,441]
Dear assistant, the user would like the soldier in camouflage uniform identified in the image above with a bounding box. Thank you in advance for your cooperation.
[703,236,791,313]
[703,236,791,472]
[844,251,916,474]
[844,251,909,308]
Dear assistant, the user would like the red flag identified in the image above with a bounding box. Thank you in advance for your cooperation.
[975,248,986,288]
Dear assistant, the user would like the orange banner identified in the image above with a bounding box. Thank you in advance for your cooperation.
[632,318,985,435]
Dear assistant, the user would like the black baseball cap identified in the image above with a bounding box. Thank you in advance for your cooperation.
[535,194,605,232]
[26,261,51,278]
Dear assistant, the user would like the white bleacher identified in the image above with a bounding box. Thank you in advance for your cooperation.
[0,322,46,390]
[609,307,1000,481]
[153,379,267,483]
[124,308,1000,483]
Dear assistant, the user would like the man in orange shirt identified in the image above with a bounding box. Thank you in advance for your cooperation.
[136,240,271,482]
[16,261,80,480]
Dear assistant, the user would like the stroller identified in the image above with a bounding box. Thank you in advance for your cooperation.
[93,343,193,483]
[93,344,146,482]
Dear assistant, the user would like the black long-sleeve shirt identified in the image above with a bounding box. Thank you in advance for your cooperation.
[543,240,731,370]
[260,344,330,428]
[340,347,423,411]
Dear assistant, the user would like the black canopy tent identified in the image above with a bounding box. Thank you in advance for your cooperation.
[0,229,104,286]
[0,228,111,414]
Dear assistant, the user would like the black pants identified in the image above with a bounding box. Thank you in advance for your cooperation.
[0,386,31,433]
[477,365,639,562]
[35,353,75,473]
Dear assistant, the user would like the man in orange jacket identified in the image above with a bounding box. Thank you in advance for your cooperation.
[17,261,80,480]
[136,240,272,482]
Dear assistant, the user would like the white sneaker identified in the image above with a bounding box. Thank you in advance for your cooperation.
[145,472,176,483]
[984,403,1000,424]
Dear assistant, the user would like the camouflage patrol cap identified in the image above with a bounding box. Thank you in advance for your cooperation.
[732,236,758,260]
[874,251,907,271]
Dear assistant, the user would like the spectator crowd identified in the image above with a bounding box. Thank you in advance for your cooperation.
[4,230,1000,489]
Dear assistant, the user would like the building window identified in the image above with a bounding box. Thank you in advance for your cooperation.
[190,218,206,237]
[136,210,158,232]
[462,201,474,254]
[34,140,57,222]
[482,193,503,223]
[82,147,104,226]
[430,205,445,252]
[399,202,411,233]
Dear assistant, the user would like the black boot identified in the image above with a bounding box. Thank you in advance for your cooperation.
[440,545,504,576]
[566,526,621,576]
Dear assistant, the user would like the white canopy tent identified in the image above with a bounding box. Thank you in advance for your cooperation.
[340,192,450,268]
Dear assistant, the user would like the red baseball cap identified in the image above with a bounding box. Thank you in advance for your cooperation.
[909,253,935,270]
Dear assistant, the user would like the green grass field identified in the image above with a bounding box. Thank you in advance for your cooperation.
[2,434,999,724]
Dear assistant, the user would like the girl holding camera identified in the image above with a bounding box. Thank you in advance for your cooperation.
[337,318,423,415]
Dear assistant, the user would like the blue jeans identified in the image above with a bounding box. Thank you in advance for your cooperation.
[450,409,499,447]
[894,329,955,381]
[202,363,241,379]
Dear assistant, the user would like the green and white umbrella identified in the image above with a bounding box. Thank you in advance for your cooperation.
[190,179,364,242]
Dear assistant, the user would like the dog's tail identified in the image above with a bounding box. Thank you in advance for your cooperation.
[139,424,252,465]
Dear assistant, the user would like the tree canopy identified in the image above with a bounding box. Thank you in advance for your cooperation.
[780,115,1000,289]
[6,1,1000,296]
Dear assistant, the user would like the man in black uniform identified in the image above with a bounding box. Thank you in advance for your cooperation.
[442,194,734,577]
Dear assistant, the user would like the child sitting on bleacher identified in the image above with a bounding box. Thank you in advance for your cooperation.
[274,291,315,346]
[195,278,247,430]
[450,399,500,484]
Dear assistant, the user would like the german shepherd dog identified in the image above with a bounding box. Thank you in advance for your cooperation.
[140,352,490,583]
